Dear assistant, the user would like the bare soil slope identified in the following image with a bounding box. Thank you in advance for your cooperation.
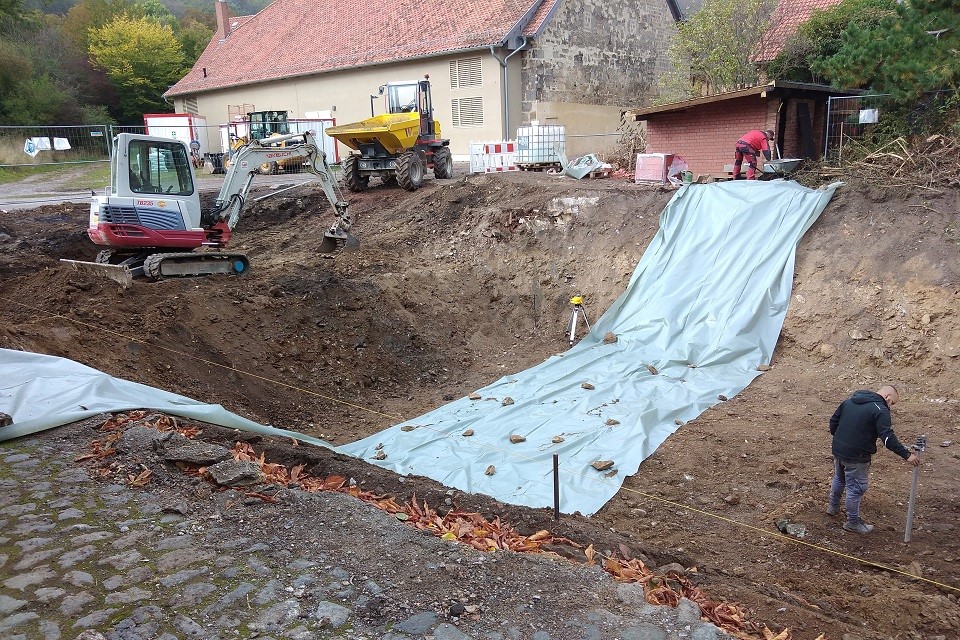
[1,171,958,639]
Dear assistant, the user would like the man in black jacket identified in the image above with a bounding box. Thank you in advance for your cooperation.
[828,385,919,533]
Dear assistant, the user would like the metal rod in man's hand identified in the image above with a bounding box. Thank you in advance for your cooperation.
[904,465,920,542]
[904,435,926,543]
[553,453,560,521]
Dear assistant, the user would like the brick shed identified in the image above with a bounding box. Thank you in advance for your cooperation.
[626,81,857,177]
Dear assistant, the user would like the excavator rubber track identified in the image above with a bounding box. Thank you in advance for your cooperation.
[143,252,251,280]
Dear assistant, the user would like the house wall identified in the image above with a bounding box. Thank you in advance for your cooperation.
[520,0,676,135]
[643,96,778,175]
[174,53,511,158]
[525,102,628,156]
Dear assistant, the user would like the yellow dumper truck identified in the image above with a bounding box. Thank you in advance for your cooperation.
[326,76,453,191]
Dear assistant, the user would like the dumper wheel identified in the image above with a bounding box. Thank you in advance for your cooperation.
[343,155,369,192]
[258,161,278,175]
[396,152,424,191]
[433,147,453,179]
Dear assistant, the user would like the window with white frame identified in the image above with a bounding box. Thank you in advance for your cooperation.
[183,96,199,115]
[451,97,484,127]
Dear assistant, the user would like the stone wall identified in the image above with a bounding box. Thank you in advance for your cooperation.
[521,0,676,127]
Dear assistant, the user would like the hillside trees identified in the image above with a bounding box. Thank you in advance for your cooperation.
[657,0,779,103]
[1,0,213,125]
[88,14,185,123]
[175,7,213,61]
[62,0,131,52]
[812,0,959,101]
[0,11,116,124]
[0,0,24,19]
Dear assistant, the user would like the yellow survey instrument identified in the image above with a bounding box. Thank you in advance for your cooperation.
[567,295,589,346]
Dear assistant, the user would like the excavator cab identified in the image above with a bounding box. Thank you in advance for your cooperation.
[248,110,290,142]
[93,134,205,251]
[125,138,195,197]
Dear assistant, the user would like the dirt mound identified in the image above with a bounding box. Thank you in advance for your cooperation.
[1,171,958,639]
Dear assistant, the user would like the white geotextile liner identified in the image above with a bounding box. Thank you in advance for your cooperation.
[0,349,334,449]
[340,180,840,515]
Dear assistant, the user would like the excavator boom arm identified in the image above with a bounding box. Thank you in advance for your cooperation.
[209,133,352,250]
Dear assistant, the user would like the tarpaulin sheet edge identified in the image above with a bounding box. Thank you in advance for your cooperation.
[0,349,335,450]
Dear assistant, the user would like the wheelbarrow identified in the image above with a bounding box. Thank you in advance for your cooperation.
[760,158,803,178]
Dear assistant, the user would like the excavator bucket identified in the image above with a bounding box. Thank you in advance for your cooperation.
[318,232,359,254]
[326,113,421,154]
[59,259,133,288]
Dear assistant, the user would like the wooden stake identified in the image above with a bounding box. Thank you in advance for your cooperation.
[553,453,560,521]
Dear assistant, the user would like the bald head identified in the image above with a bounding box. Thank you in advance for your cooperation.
[878,385,900,407]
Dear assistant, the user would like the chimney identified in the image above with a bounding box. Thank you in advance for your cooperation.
[215,0,231,39]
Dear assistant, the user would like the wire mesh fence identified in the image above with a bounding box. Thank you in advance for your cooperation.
[0,125,112,167]
[0,120,339,174]
[823,95,889,164]
[2,119,632,176]
[824,91,957,163]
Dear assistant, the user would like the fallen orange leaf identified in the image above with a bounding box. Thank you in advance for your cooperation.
[127,468,152,487]
[584,544,596,565]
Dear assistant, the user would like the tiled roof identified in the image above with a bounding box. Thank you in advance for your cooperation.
[225,15,254,32]
[759,0,843,60]
[523,0,559,36]
[167,0,556,97]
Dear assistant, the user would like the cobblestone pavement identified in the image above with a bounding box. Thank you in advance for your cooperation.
[0,420,729,640]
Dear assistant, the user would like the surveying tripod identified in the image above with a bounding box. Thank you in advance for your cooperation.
[904,434,926,542]
[567,295,590,346]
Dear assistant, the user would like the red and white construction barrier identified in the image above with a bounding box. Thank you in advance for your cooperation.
[469,141,519,174]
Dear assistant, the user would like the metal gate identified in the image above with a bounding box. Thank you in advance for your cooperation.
[823,94,889,163]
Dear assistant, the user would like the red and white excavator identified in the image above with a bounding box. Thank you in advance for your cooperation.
[64,131,353,286]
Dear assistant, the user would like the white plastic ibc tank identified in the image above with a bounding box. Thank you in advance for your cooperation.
[516,124,566,165]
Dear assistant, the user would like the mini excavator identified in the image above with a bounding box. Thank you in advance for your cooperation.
[63,131,354,286]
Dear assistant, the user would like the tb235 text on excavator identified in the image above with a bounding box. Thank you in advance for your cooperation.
[62,131,354,287]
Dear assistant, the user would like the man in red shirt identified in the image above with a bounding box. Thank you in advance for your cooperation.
[733,129,774,180]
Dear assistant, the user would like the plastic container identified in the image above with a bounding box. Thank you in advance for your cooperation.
[516,124,566,165]
[634,153,672,183]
